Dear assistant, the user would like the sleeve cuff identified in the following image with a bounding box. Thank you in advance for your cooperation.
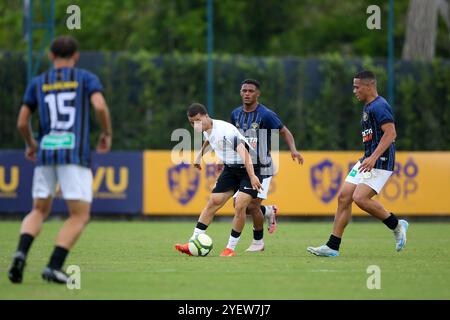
[379,119,394,126]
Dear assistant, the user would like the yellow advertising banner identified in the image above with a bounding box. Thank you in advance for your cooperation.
[143,151,450,216]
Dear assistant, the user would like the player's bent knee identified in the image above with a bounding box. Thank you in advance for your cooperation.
[352,193,367,207]
[32,204,51,219]
[338,191,353,205]
[82,213,91,225]
[208,195,226,208]
[246,203,260,215]
[248,201,260,211]
[234,204,248,217]
[74,213,90,227]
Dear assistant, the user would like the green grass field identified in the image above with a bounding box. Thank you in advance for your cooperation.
[0,220,449,299]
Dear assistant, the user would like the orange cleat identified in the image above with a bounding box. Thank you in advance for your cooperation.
[219,248,236,257]
[175,243,192,256]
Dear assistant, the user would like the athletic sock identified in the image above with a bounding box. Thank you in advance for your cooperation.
[17,233,34,256]
[326,234,341,251]
[253,228,264,241]
[192,222,208,239]
[47,246,69,270]
[383,212,399,230]
[226,229,241,251]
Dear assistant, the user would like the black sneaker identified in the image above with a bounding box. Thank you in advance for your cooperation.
[42,267,69,284]
[8,251,26,284]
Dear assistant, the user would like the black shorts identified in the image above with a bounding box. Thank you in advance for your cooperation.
[212,165,261,199]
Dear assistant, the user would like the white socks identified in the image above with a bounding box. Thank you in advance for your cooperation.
[191,228,206,240]
[226,235,241,251]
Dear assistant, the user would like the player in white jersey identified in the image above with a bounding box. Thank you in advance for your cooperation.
[175,103,262,257]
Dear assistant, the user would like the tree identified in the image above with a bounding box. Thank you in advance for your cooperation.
[402,0,450,61]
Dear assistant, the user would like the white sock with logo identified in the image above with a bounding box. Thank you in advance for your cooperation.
[226,230,242,251]
[191,228,206,240]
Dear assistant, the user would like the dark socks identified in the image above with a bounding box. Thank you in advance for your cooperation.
[326,234,341,251]
[17,233,34,256]
[47,246,69,270]
[253,229,264,241]
[254,206,266,239]
[260,205,266,216]
[231,229,241,238]
[196,222,208,230]
[383,212,399,230]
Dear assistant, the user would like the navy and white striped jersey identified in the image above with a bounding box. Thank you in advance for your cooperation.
[231,103,283,175]
[23,67,103,167]
[360,96,396,171]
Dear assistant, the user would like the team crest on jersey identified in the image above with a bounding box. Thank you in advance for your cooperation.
[250,122,259,130]
[167,162,200,205]
[363,112,369,121]
[310,159,343,203]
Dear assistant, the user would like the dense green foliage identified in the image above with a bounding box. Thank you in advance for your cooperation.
[1,52,449,150]
[1,0,449,57]
[1,1,449,151]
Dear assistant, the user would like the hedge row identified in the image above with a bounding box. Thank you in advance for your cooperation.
[1,52,449,151]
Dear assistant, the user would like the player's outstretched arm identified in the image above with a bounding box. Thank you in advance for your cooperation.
[236,143,262,192]
[280,126,304,164]
[194,139,211,170]
[91,92,112,153]
[17,105,38,162]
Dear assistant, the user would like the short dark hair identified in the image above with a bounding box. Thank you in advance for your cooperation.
[50,36,78,58]
[187,103,208,117]
[354,70,376,81]
[241,79,260,89]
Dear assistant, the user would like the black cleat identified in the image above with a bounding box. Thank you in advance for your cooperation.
[8,252,26,284]
[41,267,69,284]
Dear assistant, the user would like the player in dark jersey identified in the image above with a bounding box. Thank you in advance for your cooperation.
[307,71,408,257]
[230,79,304,251]
[8,36,112,284]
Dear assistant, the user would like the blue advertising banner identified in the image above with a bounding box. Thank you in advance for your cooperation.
[0,151,143,214]
[0,150,34,212]
[89,152,142,214]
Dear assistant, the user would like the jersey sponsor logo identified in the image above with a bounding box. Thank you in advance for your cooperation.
[42,81,79,92]
[310,159,343,204]
[41,132,75,150]
[167,162,200,205]
[362,128,373,142]
[349,169,358,177]
[245,137,258,149]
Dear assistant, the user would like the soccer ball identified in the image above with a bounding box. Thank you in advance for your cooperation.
[188,234,213,257]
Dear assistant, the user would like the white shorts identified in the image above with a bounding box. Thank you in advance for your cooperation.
[233,176,272,200]
[345,161,392,194]
[32,164,93,203]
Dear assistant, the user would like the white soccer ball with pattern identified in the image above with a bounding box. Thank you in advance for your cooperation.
[188,234,213,257]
